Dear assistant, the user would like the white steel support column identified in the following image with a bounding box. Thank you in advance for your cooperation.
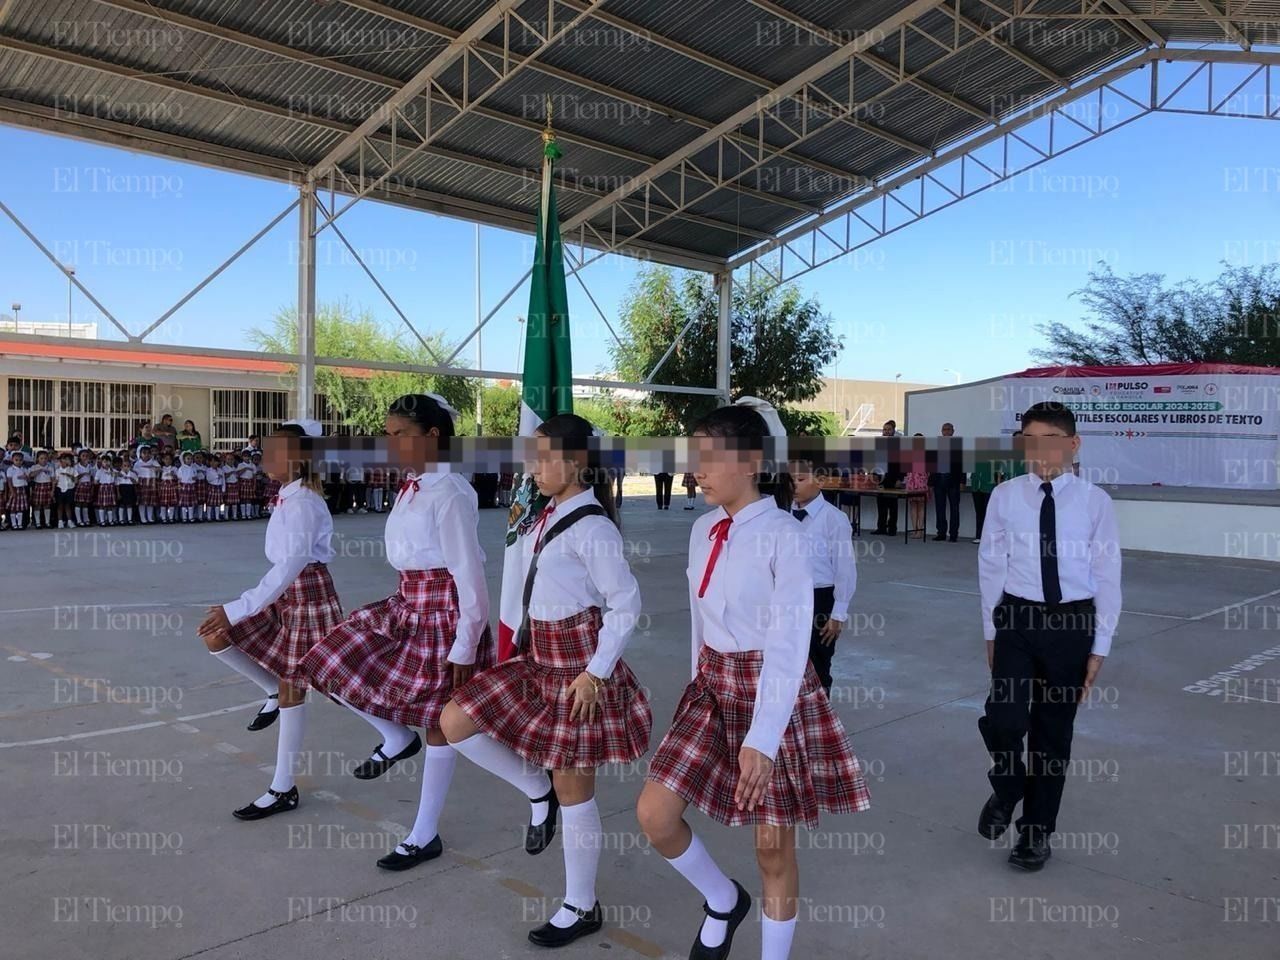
[297,183,317,420]
[715,270,732,404]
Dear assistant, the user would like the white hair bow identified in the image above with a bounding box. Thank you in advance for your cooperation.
[282,417,324,438]
[424,392,460,428]
[733,396,786,437]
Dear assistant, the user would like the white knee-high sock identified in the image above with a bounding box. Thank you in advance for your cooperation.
[761,914,797,960]
[450,733,552,824]
[550,798,602,927]
[257,703,306,805]
[211,646,279,706]
[401,744,456,849]
[666,832,737,948]
[340,700,415,760]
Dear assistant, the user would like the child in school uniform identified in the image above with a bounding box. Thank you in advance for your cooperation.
[205,455,226,520]
[367,465,387,514]
[157,451,179,524]
[134,445,159,525]
[6,450,30,530]
[93,455,117,527]
[196,418,343,821]
[238,453,257,520]
[251,451,268,518]
[788,459,857,696]
[303,394,495,871]
[222,451,241,519]
[193,451,210,522]
[74,448,97,526]
[27,450,55,529]
[682,470,698,509]
[178,451,199,523]
[976,402,1121,872]
[114,455,137,525]
[637,399,870,960]
[442,413,651,949]
[55,452,77,529]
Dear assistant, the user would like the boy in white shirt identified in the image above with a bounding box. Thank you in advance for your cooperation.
[977,401,1121,872]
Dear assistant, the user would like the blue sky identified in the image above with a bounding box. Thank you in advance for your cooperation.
[2,108,1277,387]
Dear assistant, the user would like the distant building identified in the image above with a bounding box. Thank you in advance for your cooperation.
[0,319,99,339]
[794,377,940,434]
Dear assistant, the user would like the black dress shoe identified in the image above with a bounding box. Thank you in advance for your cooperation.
[376,835,443,871]
[246,695,279,732]
[352,732,422,780]
[690,880,751,960]
[978,793,1018,840]
[528,902,603,948]
[526,785,560,855]
[949,535,958,542]
[932,534,947,541]
[232,785,299,821]
[1009,826,1052,871]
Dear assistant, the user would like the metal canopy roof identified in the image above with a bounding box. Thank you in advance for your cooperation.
[1,0,1276,272]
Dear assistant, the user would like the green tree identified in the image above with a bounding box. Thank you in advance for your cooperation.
[456,384,521,437]
[610,266,842,434]
[1035,263,1280,366]
[250,300,475,433]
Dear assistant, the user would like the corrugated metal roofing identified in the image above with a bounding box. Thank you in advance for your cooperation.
[0,0,1269,268]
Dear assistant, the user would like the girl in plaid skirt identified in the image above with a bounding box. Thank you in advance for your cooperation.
[92,455,117,526]
[114,455,137,525]
[197,419,342,822]
[27,450,54,529]
[637,400,870,960]
[442,413,650,949]
[303,394,494,872]
[158,451,179,524]
[74,448,96,526]
[221,451,242,518]
[134,444,159,525]
[177,451,200,522]
[5,450,29,529]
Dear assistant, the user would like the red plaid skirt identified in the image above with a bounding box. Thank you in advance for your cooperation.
[195,478,209,505]
[453,606,651,769]
[254,476,267,502]
[31,482,54,509]
[647,647,871,828]
[205,485,224,507]
[75,479,96,506]
[94,483,117,508]
[178,482,198,507]
[302,568,496,728]
[263,478,282,502]
[224,480,241,505]
[158,479,178,507]
[7,486,29,513]
[227,562,343,684]
[136,477,157,506]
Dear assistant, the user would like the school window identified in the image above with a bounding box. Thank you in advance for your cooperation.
[7,376,55,447]
[314,392,356,437]
[212,388,288,450]
[6,377,139,450]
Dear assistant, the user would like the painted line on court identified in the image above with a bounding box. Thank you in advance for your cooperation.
[0,600,217,614]
[1187,587,1280,621]
[0,700,262,748]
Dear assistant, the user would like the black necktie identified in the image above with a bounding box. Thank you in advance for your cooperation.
[1039,481,1062,605]
[792,508,808,521]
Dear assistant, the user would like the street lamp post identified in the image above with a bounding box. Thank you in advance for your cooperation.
[10,302,20,331]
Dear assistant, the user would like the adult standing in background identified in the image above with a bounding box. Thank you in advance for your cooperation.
[179,420,203,453]
[153,413,178,451]
[653,471,673,510]
[873,419,902,536]
[930,422,963,542]
[969,445,997,544]
[133,421,157,449]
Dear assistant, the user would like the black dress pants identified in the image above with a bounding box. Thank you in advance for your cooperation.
[978,595,1095,833]
[808,586,837,694]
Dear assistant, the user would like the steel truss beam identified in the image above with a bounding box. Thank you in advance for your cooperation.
[731,49,1280,285]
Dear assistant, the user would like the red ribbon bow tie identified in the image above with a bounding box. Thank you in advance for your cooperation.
[269,495,283,507]
[532,501,557,548]
[397,476,420,503]
[697,517,733,598]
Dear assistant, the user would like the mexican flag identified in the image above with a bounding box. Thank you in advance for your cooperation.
[496,130,573,661]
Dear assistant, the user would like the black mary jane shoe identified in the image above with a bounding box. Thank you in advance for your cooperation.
[246,694,280,732]
[525,785,561,856]
[376,835,443,871]
[528,901,603,948]
[352,732,422,780]
[232,786,299,821]
[977,793,1017,840]
[1008,826,1052,871]
[689,880,751,960]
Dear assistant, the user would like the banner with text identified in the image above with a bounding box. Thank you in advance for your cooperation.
[1001,371,1280,489]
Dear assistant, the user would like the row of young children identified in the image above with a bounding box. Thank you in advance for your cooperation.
[2,445,281,530]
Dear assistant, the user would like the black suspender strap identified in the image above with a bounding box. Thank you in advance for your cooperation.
[514,503,607,652]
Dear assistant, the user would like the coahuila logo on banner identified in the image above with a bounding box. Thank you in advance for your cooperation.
[1053,385,1086,395]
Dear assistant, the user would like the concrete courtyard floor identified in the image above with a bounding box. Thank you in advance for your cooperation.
[2,494,1277,959]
